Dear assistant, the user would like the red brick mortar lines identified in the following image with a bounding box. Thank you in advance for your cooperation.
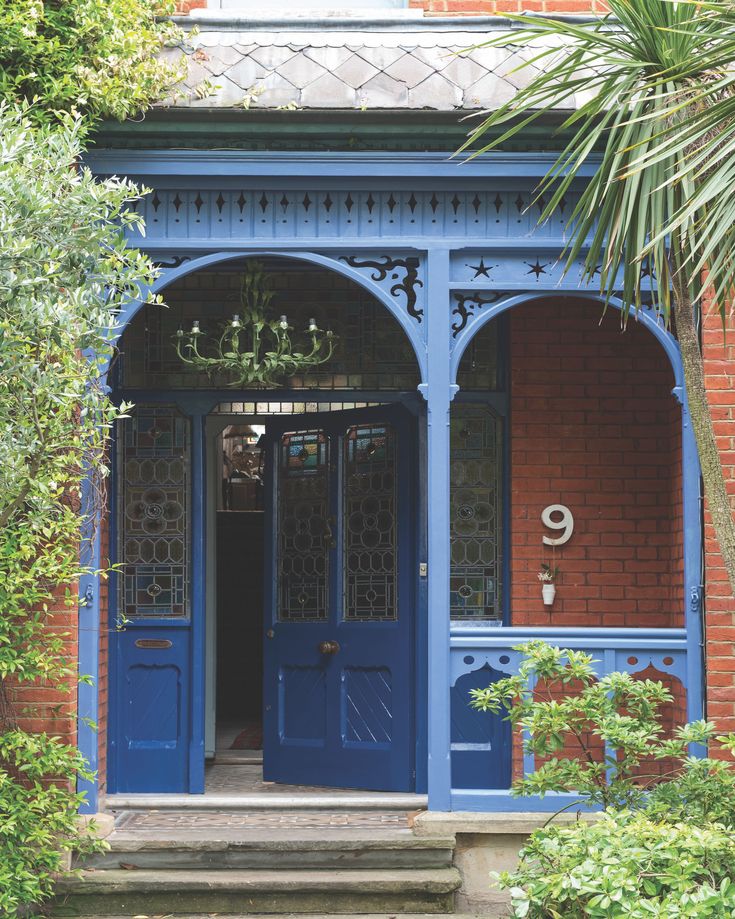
[6,600,78,747]
[702,304,735,745]
[509,298,684,630]
[507,297,686,779]
[174,0,606,14]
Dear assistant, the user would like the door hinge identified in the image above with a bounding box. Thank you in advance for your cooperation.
[419,562,427,578]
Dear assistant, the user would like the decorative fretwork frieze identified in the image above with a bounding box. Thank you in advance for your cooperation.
[127,188,581,244]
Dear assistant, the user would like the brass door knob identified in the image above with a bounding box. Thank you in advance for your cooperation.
[318,640,340,655]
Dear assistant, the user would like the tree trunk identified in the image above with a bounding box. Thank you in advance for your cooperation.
[672,269,735,599]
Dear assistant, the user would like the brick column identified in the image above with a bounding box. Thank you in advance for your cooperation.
[702,308,735,743]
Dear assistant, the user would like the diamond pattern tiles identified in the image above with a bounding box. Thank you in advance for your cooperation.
[161,26,574,112]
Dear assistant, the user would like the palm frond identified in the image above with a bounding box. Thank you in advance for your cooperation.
[463,0,735,325]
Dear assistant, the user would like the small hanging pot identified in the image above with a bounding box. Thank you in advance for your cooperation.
[542,583,556,606]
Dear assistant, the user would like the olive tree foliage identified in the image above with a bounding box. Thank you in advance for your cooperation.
[0,0,183,124]
[0,104,159,917]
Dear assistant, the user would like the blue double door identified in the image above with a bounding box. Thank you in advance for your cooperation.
[110,404,416,794]
[263,406,416,791]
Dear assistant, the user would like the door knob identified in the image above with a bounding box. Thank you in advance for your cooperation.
[318,640,340,655]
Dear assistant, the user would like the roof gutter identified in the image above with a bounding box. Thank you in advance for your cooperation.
[170,12,605,31]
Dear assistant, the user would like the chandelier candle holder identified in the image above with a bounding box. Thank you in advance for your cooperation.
[175,261,335,388]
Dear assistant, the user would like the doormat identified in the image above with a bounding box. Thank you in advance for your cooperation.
[230,722,263,749]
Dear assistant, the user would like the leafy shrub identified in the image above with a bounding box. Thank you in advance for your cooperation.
[0,0,184,123]
[470,643,735,917]
[470,640,730,810]
[645,757,735,828]
[499,811,735,919]
[0,104,159,916]
[0,732,103,918]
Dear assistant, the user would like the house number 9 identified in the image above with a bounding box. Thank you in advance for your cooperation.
[542,504,574,546]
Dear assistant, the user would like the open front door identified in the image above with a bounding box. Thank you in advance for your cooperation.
[263,406,416,791]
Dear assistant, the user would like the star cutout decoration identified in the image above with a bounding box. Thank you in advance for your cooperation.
[525,258,549,279]
[467,258,493,279]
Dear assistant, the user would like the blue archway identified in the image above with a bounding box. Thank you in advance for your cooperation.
[451,291,683,390]
[117,249,428,384]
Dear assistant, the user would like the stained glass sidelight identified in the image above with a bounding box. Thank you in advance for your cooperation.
[344,424,397,620]
[118,405,191,619]
[450,404,503,621]
[278,431,329,621]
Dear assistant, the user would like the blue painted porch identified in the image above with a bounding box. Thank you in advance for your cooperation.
[77,150,704,815]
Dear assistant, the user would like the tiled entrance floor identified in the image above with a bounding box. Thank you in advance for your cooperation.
[115,810,410,831]
[204,763,389,797]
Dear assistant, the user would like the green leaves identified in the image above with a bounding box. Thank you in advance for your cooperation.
[0,0,185,126]
[461,0,735,322]
[499,813,735,918]
[0,105,159,916]
[470,641,735,811]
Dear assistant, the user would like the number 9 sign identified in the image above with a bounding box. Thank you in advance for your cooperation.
[541,504,574,546]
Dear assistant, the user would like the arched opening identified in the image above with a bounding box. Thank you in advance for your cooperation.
[449,295,686,790]
[104,256,424,796]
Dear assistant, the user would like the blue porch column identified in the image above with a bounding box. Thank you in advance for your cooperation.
[677,386,706,747]
[77,483,101,814]
[422,248,455,811]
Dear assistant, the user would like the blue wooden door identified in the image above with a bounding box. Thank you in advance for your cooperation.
[263,406,416,791]
[109,404,193,793]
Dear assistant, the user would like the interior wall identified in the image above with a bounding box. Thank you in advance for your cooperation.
[509,298,684,629]
[216,512,264,725]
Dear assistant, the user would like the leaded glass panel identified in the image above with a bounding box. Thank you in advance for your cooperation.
[278,431,329,621]
[120,262,418,391]
[456,321,500,391]
[118,405,190,619]
[450,404,503,621]
[344,424,397,621]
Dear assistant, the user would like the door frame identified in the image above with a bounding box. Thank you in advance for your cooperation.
[199,393,427,789]
[108,390,427,795]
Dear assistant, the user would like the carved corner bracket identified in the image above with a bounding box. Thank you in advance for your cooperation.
[451,291,507,338]
[340,254,424,322]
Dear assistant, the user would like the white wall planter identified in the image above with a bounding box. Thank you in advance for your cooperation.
[542,583,556,606]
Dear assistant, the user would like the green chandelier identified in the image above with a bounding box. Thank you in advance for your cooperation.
[175,261,335,387]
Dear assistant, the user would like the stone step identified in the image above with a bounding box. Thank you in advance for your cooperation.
[82,833,456,871]
[52,867,461,917]
[105,792,428,811]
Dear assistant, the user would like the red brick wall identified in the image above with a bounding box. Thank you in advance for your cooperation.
[174,0,604,15]
[702,308,735,742]
[509,298,684,629]
[411,0,603,13]
[8,593,78,748]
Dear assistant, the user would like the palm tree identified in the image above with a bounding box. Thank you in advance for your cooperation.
[462,0,735,596]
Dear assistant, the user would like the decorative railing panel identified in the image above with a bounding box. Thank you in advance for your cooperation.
[449,626,689,793]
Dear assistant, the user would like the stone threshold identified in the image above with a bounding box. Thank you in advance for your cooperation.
[105,792,428,811]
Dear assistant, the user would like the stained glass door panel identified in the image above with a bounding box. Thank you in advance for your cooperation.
[111,404,193,793]
[263,406,415,791]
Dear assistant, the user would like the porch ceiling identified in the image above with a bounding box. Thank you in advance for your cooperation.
[159,14,582,113]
